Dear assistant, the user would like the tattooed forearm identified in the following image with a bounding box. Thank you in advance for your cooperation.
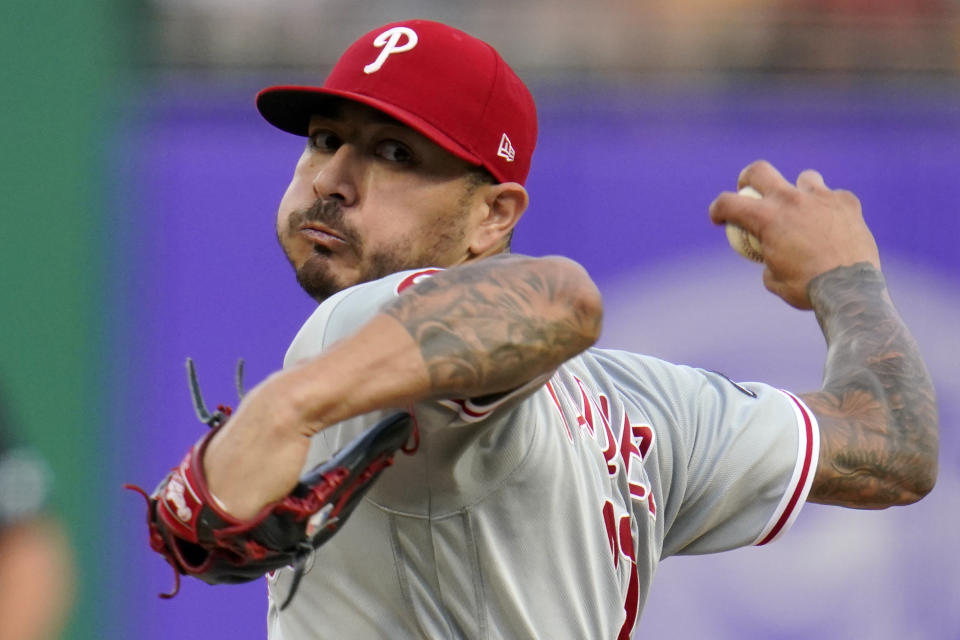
[382,255,603,400]
[801,263,938,508]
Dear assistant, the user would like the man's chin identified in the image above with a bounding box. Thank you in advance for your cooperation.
[293,249,436,302]
[295,261,351,302]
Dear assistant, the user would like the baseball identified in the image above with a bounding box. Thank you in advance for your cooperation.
[725,186,764,262]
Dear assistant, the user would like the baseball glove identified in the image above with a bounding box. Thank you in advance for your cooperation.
[126,359,415,609]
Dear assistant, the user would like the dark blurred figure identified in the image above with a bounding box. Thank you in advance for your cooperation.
[0,396,73,640]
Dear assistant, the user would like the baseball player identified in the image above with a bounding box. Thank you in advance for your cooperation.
[139,20,938,639]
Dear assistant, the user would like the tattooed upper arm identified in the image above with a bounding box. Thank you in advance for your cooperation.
[382,254,603,401]
[801,264,938,509]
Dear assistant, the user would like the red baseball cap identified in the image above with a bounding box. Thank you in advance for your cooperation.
[256,20,537,185]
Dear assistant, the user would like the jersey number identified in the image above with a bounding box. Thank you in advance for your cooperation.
[603,500,639,640]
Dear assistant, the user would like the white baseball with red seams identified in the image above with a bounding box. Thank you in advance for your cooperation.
[726,186,765,262]
[264,268,819,640]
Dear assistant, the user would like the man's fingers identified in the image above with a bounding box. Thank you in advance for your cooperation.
[708,191,767,235]
[796,169,827,193]
[737,160,789,196]
[711,160,822,237]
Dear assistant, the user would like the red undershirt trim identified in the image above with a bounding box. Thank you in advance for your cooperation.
[438,372,554,424]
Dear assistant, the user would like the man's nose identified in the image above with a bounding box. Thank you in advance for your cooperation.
[312,145,359,205]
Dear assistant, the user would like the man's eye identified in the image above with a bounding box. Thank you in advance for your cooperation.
[308,131,340,152]
[377,140,413,164]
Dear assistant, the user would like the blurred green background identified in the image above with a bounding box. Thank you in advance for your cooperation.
[1,2,128,638]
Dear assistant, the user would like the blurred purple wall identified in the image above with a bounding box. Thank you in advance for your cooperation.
[115,82,960,639]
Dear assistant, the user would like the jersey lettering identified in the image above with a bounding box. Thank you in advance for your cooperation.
[602,500,640,640]
[546,370,654,635]
[549,371,658,518]
[574,377,597,437]
[600,400,619,476]
[623,422,656,517]
[618,413,641,476]
[597,394,618,475]
[563,376,618,474]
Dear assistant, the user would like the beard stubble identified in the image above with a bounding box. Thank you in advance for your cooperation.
[280,196,471,302]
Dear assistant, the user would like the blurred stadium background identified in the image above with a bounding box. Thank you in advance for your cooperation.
[2,1,958,638]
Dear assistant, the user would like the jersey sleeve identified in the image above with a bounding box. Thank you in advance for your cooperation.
[657,366,819,557]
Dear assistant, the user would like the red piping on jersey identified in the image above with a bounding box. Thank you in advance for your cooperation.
[756,391,814,546]
[395,268,443,294]
[545,381,574,441]
[450,398,490,419]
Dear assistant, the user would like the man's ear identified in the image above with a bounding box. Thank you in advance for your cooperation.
[468,182,529,257]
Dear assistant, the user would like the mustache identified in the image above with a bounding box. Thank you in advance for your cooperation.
[304,198,344,226]
[289,199,360,246]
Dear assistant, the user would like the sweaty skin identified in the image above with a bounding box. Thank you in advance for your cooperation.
[709,160,938,509]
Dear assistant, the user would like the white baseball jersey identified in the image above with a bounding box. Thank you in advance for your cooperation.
[266,268,819,639]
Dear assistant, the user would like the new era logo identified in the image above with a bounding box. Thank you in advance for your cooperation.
[497,133,515,162]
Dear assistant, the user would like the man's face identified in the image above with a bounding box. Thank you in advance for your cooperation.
[276,99,486,301]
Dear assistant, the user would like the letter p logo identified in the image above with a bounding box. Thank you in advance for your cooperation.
[363,26,419,74]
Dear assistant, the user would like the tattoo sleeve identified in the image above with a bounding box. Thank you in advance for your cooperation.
[381,254,603,400]
[801,263,939,508]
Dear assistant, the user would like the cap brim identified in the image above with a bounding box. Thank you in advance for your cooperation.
[256,86,486,172]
